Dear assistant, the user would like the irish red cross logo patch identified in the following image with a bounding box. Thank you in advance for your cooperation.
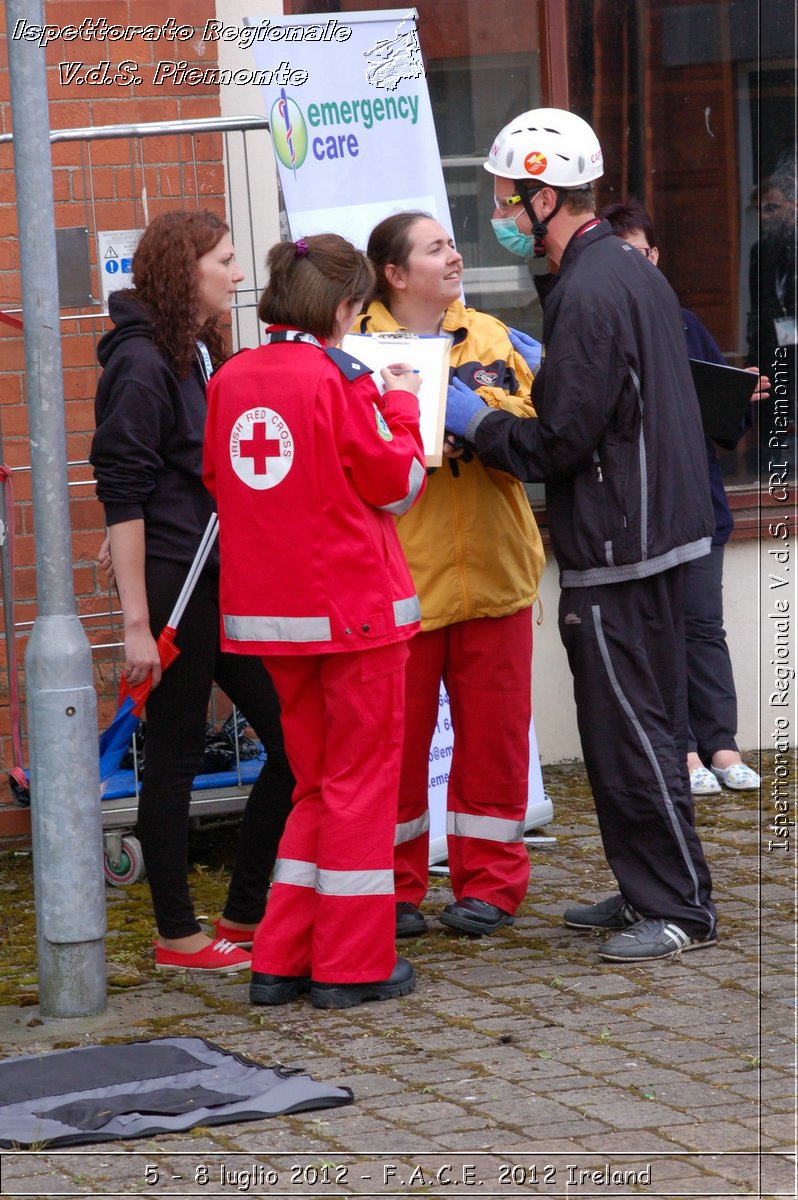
[230,407,294,490]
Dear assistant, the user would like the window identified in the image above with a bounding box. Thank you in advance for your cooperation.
[566,0,796,492]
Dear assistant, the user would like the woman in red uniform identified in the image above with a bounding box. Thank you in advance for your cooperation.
[204,234,426,1008]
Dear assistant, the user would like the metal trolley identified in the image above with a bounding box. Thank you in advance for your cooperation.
[0,114,276,885]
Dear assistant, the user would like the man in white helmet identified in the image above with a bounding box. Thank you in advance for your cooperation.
[445,108,718,963]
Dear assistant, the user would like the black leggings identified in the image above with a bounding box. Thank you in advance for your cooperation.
[136,558,294,938]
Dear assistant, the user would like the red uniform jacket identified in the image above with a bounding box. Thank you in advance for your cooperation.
[204,331,426,656]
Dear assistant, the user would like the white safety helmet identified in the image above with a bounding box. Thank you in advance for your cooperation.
[484,108,604,187]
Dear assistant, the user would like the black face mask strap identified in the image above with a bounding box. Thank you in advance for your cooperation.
[514,181,567,257]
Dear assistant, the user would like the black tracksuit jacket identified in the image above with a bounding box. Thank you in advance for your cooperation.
[469,220,714,587]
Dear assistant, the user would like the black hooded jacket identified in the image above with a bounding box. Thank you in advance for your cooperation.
[90,291,217,568]
[470,221,714,587]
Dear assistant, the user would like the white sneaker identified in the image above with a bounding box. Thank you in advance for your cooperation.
[711,763,761,791]
[690,766,721,795]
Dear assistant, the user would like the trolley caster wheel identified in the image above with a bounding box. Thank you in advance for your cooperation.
[104,835,146,887]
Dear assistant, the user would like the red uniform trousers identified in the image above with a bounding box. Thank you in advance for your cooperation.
[252,642,408,983]
[394,608,533,913]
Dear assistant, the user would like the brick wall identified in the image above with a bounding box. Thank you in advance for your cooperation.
[0,1,227,800]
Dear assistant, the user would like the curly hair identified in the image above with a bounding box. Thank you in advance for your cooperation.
[130,210,232,378]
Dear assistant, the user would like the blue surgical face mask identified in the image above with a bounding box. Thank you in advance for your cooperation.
[491,216,536,259]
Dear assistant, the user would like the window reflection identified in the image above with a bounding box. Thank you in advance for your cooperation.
[566,0,796,488]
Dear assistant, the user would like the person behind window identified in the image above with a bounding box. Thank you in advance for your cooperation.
[747,158,796,477]
[599,199,765,798]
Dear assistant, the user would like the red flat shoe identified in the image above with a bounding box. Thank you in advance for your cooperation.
[213,918,257,949]
[155,938,252,974]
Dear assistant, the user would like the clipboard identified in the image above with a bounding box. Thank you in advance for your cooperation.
[689,359,756,443]
[342,332,452,467]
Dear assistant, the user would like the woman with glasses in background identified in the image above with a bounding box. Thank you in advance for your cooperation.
[600,199,766,798]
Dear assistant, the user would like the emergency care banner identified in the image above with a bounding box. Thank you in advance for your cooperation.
[248,8,453,249]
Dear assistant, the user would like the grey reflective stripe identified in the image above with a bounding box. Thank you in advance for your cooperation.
[590,604,709,920]
[379,458,427,516]
[447,812,526,843]
[604,540,615,566]
[628,367,648,561]
[465,404,495,443]
[273,858,316,888]
[394,594,421,627]
[224,614,332,643]
[395,812,430,846]
[560,537,712,588]
[316,867,394,896]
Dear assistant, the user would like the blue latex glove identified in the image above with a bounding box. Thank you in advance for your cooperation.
[445,377,486,439]
[507,326,542,373]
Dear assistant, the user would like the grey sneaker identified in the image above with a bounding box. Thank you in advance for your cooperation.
[598,917,717,962]
[563,893,640,930]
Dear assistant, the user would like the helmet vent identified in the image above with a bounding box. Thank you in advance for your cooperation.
[578,155,585,173]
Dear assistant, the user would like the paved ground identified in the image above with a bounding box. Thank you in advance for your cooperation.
[0,758,794,1199]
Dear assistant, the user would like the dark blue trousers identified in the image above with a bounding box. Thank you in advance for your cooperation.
[683,545,739,760]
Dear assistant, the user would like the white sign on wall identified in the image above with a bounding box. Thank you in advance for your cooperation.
[97,229,143,305]
[248,8,453,251]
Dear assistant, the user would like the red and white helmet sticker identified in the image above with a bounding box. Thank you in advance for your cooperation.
[524,151,547,176]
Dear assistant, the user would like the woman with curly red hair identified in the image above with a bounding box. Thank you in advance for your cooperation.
[91,210,293,974]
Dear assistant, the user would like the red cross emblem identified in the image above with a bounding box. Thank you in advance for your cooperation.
[238,422,282,475]
[230,407,294,491]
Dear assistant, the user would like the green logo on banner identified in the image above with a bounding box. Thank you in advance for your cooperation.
[270,92,308,173]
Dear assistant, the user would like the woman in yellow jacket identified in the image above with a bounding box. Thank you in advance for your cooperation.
[360,212,545,937]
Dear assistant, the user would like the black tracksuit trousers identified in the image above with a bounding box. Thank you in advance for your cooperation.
[558,565,716,939]
[137,558,294,939]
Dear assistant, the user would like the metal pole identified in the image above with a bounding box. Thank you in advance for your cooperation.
[6,0,106,1017]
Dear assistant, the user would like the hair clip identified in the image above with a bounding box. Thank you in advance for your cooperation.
[294,238,309,258]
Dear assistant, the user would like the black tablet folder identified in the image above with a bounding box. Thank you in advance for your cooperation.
[689,358,756,443]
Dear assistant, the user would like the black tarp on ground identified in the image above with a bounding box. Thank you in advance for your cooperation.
[0,1036,353,1148]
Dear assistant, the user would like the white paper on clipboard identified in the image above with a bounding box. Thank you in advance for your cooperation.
[342,332,452,467]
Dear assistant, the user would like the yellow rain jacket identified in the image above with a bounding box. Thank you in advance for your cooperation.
[356,299,545,631]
